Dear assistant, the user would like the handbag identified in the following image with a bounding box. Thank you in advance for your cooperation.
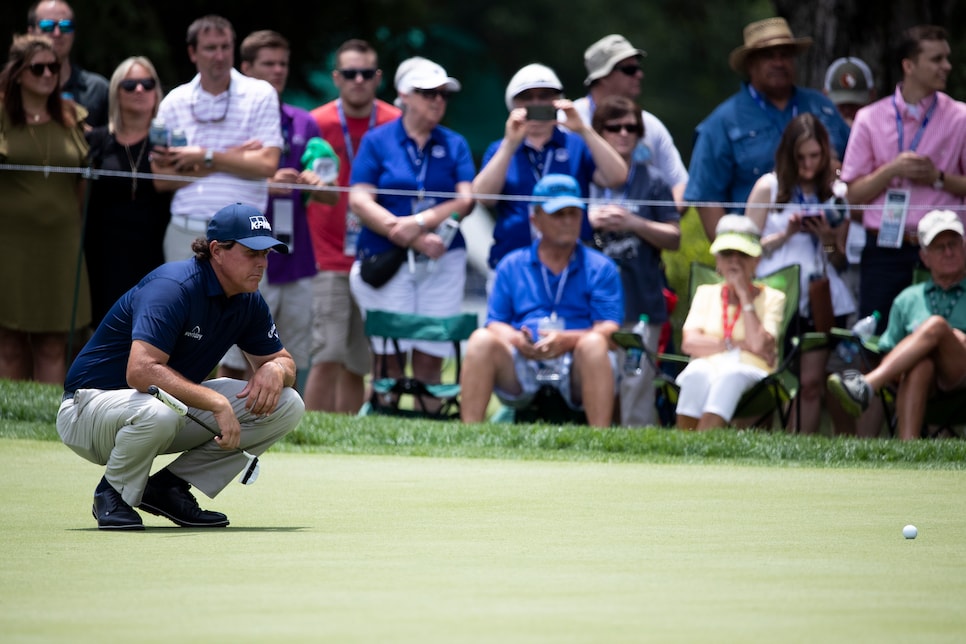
[359,245,407,288]
[808,274,834,333]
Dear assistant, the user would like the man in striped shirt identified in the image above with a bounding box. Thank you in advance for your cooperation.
[841,24,966,335]
[152,15,283,262]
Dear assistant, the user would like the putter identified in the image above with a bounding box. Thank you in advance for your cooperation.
[147,385,260,485]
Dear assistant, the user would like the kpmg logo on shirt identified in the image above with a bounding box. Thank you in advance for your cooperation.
[249,215,272,231]
[184,326,203,340]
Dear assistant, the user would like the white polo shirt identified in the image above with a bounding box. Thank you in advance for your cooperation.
[158,68,283,221]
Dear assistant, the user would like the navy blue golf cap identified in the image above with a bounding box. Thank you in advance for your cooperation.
[532,174,585,214]
[206,203,289,253]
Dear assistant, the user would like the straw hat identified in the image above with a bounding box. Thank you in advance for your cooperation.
[728,18,812,73]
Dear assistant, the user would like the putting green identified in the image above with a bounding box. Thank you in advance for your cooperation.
[2,438,964,642]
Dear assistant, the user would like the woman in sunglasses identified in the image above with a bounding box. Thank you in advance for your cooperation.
[84,56,171,327]
[589,95,681,428]
[348,57,475,405]
[0,34,90,384]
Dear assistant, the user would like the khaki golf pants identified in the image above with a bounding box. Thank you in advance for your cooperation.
[56,378,304,507]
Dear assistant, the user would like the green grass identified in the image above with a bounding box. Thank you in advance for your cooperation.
[2,439,965,643]
[10,379,965,470]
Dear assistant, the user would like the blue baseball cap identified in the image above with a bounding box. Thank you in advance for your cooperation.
[206,203,289,254]
[532,174,585,214]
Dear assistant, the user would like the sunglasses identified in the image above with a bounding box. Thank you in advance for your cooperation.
[614,64,642,77]
[36,19,74,34]
[338,68,377,81]
[27,61,61,77]
[413,88,451,101]
[119,78,157,92]
[602,123,642,135]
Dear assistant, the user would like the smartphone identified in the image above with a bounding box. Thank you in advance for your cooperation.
[526,104,556,121]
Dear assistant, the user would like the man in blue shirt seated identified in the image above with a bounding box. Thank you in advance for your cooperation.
[828,209,966,439]
[459,174,623,427]
[57,203,305,530]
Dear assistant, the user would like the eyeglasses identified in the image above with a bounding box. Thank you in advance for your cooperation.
[413,88,451,101]
[190,89,230,123]
[602,123,642,135]
[27,61,61,77]
[36,19,74,34]
[614,64,642,77]
[337,68,378,81]
[119,78,157,92]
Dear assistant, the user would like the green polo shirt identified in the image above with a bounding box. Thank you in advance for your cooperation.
[878,276,966,353]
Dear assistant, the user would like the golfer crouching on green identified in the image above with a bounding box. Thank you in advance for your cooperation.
[57,203,304,530]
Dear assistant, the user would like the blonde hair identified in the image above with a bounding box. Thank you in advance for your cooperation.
[107,56,163,134]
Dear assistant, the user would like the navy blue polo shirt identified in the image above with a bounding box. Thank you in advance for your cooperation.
[349,118,476,256]
[65,259,282,392]
[482,127,597,268]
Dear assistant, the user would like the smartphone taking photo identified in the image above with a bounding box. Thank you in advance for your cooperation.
[526,104,556,121]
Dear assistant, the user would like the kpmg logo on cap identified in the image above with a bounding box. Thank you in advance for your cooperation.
[249,215,272,231]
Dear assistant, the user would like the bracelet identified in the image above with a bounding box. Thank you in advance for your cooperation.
[742,303,755,313]
[414,213,426,229]
[823,243,836,253]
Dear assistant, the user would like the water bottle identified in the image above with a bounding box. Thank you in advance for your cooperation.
[148,118,168,147]
[624,314,650,376]
[427,213,460,271]
[169,129,188,147]
[835,310,880,364]
[535,313,566,384]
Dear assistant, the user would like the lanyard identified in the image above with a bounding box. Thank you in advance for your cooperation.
[526,145,555,184]
[893,93,939,153]
[927,284,964,318]
[336,99,378,166]
[540,264,570,315]
[404,139,431,195]
[603,163,637,203]
[721,286,741,341]
[747,84,798,121]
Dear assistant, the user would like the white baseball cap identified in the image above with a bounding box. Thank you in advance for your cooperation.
[394,56,461,95]
[504,63,563,111]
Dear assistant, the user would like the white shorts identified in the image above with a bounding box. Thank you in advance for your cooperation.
[496,348,620,411]
[349,249,466,358]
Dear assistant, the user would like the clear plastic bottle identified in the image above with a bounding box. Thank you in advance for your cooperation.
[169,129,188,147]
[148,119,168,148]
[624,314,650,376]
[428,213,460,271]
[835,310,880,364]
[535,313,566,384]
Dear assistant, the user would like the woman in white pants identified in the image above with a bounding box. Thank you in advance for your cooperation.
[675,215,785,430]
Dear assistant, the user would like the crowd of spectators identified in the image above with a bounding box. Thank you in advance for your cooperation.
[3,2,966,441]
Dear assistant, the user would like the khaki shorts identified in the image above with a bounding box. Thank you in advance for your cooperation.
[311,271,370,375]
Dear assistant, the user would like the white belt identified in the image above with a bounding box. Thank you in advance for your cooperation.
[171,214,211,233]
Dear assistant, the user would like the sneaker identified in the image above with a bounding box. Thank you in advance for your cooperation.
[139,471,229,528]
[92,478,144,531]
[827,370,872,418]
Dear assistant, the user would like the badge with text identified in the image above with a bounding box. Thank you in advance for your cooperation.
[877,189,910,249]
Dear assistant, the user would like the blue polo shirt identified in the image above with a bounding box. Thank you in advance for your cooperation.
[65,259,282,392]
[684,83,850,207]
[486,241,623,337]
[350,118,476,256]
[482,126,597,268]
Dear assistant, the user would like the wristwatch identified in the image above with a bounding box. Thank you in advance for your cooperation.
[933,171,945,191]
[414,212,426,229]
[203,148,215,169]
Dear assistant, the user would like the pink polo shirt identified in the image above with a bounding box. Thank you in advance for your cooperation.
[841,86,966,230]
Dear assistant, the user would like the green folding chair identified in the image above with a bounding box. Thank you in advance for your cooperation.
[360,310,478,420]
[613,262,803,429]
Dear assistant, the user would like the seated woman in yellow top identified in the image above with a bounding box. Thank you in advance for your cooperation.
[675,215,785,430]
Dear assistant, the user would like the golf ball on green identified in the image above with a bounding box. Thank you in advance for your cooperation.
[903,524,918,539]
